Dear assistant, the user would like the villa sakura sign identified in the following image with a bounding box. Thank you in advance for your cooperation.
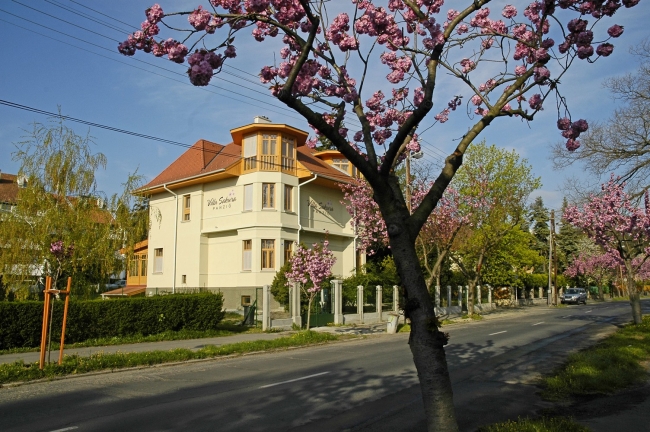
[308,197,334,215]
[207,189,237,210]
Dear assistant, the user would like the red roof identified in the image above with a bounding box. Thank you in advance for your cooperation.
[0,172,18,204]
[140,136,354,191]
[141,139,238,190]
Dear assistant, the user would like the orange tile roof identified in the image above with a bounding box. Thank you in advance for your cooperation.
[297,147,354,183]
[101,286,146,297]
[140,135,355,191]
[142,139,235,189]
[0,172,18,204]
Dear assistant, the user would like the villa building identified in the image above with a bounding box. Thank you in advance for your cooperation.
[138,117,363,310]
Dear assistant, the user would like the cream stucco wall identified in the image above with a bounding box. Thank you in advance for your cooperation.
[146,170,360,310]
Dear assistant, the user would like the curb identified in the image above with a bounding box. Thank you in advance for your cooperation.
[0,335,367,390]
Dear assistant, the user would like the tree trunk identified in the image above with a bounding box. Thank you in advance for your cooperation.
[467,277,479,316]
[624,263,643,325]
[389,224,458,431]
[306,294,314,330]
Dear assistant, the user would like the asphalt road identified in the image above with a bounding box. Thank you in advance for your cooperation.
[1,300,647,432]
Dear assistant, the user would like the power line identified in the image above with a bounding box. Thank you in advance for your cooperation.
[0,99,358,183]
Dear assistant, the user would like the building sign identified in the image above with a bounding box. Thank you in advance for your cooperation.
[207,189,237,210]
[308,197,334,216]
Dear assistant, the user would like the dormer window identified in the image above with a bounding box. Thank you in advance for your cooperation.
[333,158,349,173]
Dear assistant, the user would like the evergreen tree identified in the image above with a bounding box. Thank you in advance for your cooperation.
[529,196,549,273]
[557,197,584,272]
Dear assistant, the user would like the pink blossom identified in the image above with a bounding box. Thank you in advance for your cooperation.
[514,65,527,76]
[460,58,476,74]
[528,94,543,110]
[502,5,517,18]
[146,4,164,24]
[565,138,580,151]
[607,24,624,37]
[596,43,614,57]
[557,117,571,130]
[188,6,211,30]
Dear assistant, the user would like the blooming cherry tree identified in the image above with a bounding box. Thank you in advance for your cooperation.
[119,2,639,429]
[285,239,336,330]
[565,251,618,300]
[564,176,650,324]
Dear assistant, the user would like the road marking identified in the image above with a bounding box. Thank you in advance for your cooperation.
[259,371,330,389]
[532,322,544,326]
[49,427,78,432]
[488,331,507,336]
[585,310,593,313]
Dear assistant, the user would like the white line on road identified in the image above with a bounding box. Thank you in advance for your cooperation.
[585,310,593,313]
[259,372,330,389]
[532,322,544,326]
[49,427,78,432]
[488,331,507,336]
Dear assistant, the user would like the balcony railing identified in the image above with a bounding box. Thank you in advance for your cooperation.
[242,155,296,175]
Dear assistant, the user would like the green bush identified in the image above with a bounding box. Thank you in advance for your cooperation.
[0,292,225,350]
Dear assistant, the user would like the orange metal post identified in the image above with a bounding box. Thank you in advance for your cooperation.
[39,277,52,370]
[58,277,72,365]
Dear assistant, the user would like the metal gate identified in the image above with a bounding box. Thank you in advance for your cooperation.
[303,288,334,328]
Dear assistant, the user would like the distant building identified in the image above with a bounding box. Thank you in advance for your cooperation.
[138,117,363,310]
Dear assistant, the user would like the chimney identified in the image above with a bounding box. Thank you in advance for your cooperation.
[253,116,272,124]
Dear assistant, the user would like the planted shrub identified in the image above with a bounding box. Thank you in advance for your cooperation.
[0,292,225,350]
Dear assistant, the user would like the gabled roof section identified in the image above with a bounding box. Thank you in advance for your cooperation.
[0,172,18,204]
[297,147,354,184]
[141,139,238,190]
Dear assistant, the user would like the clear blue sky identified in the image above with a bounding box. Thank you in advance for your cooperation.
[1,0,648,212]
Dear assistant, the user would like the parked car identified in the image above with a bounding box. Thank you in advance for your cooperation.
[561,288,587,305]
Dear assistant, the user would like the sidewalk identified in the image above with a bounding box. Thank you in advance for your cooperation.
[0,303,536,365]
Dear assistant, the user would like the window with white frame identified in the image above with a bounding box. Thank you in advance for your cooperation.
[261,239,275,270]
[182,194,191,221]
[242,240,252,271]
[153,248,163,273]
[262,183,275,209]
[284,185,293,211]
[244,184,253,211]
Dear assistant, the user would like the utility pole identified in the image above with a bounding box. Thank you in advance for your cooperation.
[547,224,552,306]
[550,210,557,306]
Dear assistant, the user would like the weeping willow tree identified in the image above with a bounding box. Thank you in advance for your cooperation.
[0,117,150,299]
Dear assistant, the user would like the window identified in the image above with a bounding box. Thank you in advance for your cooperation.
[154,248,163,273]
[183,194,191,221]
[242,240,252,271]
[284,185,293,211]
[140,254,148,277]
[284,240,293,264]
[129,256,139,277]
[281,136,295,171]
[181,275,187,284]
[243,134,257,170]
[333,158,350,174]
[261,239,275,270]
[243,184,253,211]
[261,133,277,170]
[262,183,275,209]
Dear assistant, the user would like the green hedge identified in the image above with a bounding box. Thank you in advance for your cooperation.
[0,292,225,350]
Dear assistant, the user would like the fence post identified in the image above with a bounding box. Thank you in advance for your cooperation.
[393,285,399,312]
[477,285,482,305]
[376,285,383,322]
[332,280,343,325]
[539,286,543,299]
[447,285,452,308]
[457,285,463,308]
[435,285,440,307]
[488,285,492,305]
[465,285,469,310]
[262,285,271,331]
[291,282,302,328]
[357,285,364,324]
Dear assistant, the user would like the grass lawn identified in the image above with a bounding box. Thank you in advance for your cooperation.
[541,315,650,400]
[478,416,589,432]
[0,331,341,385]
